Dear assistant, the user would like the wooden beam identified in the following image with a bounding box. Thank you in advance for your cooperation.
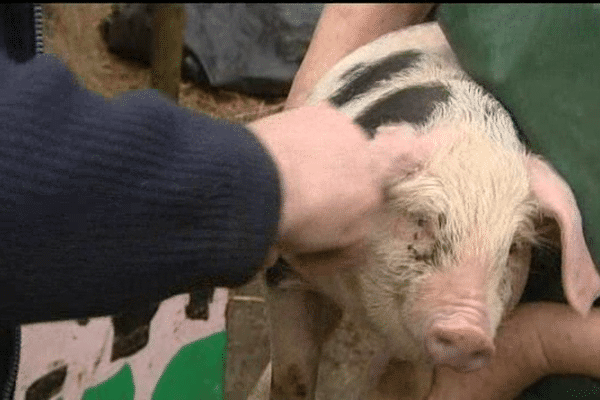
[151,4,185,102]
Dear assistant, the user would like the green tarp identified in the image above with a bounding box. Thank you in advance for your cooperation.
[437,4,600,399]
[437,4,600,266]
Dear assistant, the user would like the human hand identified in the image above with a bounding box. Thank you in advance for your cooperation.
[285,3,434,110]
[248,103,413,268]
[426,302,600,400]
[425,304,548,400]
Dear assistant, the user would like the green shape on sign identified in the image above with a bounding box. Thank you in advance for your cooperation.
[82,363,134,400]
[152,331,227,400]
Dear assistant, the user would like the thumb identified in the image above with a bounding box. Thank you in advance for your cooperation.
[425,367,466,400]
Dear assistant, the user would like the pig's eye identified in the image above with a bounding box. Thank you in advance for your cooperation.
[438,213,447,228]
[411,214,436,242]
[509,243,518,255]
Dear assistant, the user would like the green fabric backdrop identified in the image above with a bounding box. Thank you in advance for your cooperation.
[437,4,600,400]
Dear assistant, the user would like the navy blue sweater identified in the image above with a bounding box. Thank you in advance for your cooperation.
[0,18,280,326]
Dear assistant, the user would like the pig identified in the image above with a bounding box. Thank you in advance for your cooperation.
[258,22,600,400]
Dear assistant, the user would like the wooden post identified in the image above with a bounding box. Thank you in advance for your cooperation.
[151,4,185,102]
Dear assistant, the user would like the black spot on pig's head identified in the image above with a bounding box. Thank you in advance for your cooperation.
[329,50,422,107]
[354,85,451,138]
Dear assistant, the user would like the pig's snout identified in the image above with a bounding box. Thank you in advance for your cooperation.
[425,317,495,371]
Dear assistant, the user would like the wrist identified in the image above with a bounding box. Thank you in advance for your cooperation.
[522,302,600,377]
[247,109,301,245]
[248,104,356,246]
[497,305,553,380]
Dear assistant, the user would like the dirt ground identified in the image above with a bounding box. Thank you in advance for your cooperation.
[43,4,385,399]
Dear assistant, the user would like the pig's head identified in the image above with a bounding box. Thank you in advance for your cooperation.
[360,119,600,372]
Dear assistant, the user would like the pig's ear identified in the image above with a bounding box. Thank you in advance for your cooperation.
[370,123,443,182]
[527,155,600,316]
[534,215,562,250]
[370,124,425,181]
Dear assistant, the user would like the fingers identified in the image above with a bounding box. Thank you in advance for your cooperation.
[426,366,475,400]
[252,103,415,259]
[291,240,368,278]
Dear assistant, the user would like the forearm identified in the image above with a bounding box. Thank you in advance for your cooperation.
[482,302,600,399]
[472,304,552,399]
[427,302,600,400]
[286,3,434,109]
[526,302,600,377]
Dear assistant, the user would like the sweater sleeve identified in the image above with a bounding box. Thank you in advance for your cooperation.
[0,52,281,325]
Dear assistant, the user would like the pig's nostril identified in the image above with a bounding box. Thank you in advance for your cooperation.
[471,350,486,359]
[426,325,494,370]
[432,331,460,350]
[464,350,492,371]
[468,350,491,366]
[437,336,453,346]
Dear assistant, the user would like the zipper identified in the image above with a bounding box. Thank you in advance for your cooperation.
[33,4,44,55]
[2,6,44,400]
[2,327,21,400]
[2,6,46,399]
